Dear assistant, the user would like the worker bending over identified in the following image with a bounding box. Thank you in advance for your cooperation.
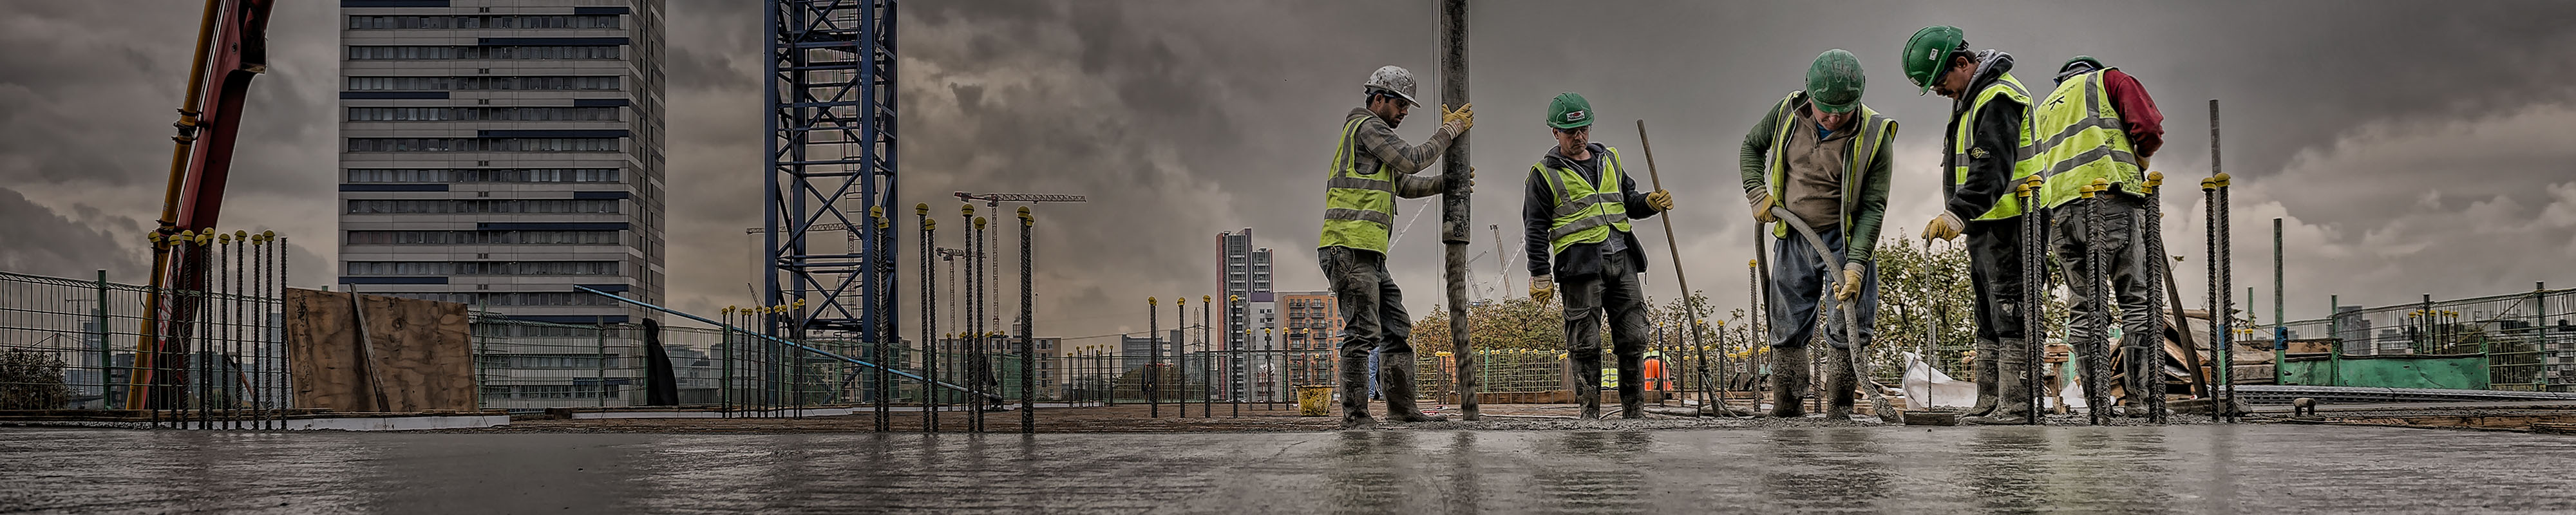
[1523,92,1673,420]
[1736,49,1899,420]
[1902,26,2045,425]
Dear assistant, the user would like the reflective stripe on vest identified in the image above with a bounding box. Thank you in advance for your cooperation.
[2036,70,2143,209]
[1760,92,1898,238]
[1318,115,1398,252]
[1948,72,2043,221]
[1536,147,1634,256]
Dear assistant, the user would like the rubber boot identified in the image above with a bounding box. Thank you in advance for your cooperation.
[1963,339,1999,417]
[1379,351,1447,422]
[2078,335,2113,422]
[1569,354,1604,420]
[1824,346,1857,422]
[1769,346,1808,418]
[1339,350,1374,429]
[2121,333,2154,418]
[1965,339,2034,425]
[1616,350,1647,420]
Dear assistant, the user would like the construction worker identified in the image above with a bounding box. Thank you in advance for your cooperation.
[1319,65,1473,427]
[1901,26,2045,425]
[1737,49,1899,420]
[2037,55,2166,417]
[1522,92,1674,420]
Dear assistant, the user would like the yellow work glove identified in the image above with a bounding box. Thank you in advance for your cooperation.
[1833,263,1865,301]
[1528,276,1553,303]
[1922,212,1965,241]
[1645,189,1674,212]
[1441,102,1476,134]
[1750,194,1778,223]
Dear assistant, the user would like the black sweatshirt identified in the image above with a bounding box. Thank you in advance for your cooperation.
[1940,51,2028,223]
[1523,142,1663,281]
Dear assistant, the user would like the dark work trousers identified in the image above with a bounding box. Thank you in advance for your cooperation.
[1559,250,1652,404]
[1766,227,1880,350]
[2051,191,2154,346]
[1965,217,2034,342]
[2052,190,2155,406]
[1321,246,1410,417]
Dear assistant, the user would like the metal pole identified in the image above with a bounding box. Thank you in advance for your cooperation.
[1150,297,1160,418]
[2020,176,2046,424]
[2207,98,2234,422]
[1633,120,1716,418]
[1201,295,1213,417]
[1019,207,1036,434]
[1437,0,1477,420]
[2274,218,2287,384]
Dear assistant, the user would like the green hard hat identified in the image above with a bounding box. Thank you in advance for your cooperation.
[1805,49,1866,113]
[1546,92,1593,129]
[1900,25,1966,94]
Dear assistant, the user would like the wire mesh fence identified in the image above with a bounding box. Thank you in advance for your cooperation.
[2272,287,2575,391]
[0,236,290,429]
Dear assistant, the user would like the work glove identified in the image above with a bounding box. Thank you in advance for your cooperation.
[2136,156,2152,174]
[1441,102,1476,134]
[1644,189,1674,212]
[1921,212,1964,241]
[1749,194,1778,223]
[1528,276,1553,303]
[1833,263,1865,301]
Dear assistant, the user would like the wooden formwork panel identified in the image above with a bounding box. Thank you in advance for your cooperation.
[283,288,475,411]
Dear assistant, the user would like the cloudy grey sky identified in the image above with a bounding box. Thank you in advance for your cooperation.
[5,1,2574,341]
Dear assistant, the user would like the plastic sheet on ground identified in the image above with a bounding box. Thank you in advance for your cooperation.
[1902,351,2089,410]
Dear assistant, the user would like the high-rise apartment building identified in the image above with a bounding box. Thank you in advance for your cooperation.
[1216,229,1272,351]
[337,1,665,406]
[1276,290,1341,389]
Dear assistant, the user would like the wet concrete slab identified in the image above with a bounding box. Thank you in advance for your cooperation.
[3,424,2573,514]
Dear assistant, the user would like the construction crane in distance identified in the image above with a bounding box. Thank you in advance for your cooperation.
[951,191,1086,336]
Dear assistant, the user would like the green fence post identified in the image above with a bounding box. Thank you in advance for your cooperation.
[94,270,111,409]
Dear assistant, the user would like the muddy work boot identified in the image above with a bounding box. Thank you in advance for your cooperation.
[1964,339,2036,425]
[1963,339,1999,417]
[1823,346,1859,422]
[1340,350,1375,429]
[1770,346,1810,418]
[1616,350,1647,420]
[1379,351,1448,422]
[2120,333,2157,418]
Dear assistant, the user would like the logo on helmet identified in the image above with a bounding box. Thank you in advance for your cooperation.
[1564,110,1586,123]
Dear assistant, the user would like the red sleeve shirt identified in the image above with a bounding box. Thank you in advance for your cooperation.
[2101,69,2164,158]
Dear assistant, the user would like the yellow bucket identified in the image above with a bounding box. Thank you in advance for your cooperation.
[1295,385,1334,417]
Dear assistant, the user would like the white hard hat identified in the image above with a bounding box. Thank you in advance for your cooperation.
[1362,65,1420,106]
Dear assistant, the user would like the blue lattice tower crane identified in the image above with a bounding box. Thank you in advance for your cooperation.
[762,0,896,341]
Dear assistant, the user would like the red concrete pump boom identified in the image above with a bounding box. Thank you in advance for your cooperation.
[129,0,275,409]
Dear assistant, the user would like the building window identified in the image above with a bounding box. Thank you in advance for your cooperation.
[347,230,621,245]
[374,292,620,306]
[346,107,622,122]
[346,167,621,183]
[345,76,620,91]
[346,138,620,153]
[346,261,620,276]
[348,15,621,30]
[346,46,623,61]
[345,199,620,214]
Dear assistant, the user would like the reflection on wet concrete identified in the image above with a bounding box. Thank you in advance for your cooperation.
[5,424,2575,514]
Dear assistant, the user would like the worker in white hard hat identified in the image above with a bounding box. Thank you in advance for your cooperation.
[1316,65,1473,427]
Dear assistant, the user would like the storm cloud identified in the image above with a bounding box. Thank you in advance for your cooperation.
[3,1,2572,342]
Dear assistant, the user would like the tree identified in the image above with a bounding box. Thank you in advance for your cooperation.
[1,348,72,409]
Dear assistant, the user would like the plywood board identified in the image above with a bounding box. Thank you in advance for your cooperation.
[283,288,475,411]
